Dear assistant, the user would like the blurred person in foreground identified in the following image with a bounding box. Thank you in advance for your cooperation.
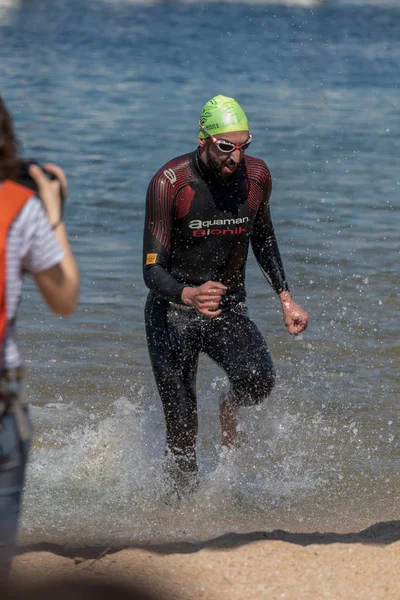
[0,96,79,579]
[143,94,309,496]
[3,578,170,600]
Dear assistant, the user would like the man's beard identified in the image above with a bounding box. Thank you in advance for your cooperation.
[206,147,236,182]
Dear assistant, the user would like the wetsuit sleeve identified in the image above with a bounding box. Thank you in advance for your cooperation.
[143,171,185,301]
[250,169,290,295]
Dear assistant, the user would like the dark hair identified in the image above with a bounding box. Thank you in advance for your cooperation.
[0,96,20,180]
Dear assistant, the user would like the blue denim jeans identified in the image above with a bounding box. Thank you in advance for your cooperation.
[0,408,31,581]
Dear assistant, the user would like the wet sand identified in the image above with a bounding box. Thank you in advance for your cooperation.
[12,521,400,599]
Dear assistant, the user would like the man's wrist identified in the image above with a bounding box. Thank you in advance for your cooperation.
[181,286,195,306]
[279,291,293,311]
[279,290,292,302]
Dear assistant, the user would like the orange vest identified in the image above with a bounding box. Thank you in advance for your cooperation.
[0,180,33,366]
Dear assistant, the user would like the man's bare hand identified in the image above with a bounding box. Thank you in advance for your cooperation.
[181,281,227,318]
[279,291,309,335]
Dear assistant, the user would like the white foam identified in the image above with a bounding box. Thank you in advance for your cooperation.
[0,0,18,22]
[336,0,398,4]
[20,385,328,545]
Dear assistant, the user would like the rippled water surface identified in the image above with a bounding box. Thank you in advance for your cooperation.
[0,0,399,543]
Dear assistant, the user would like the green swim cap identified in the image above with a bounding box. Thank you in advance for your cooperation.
[198,95,249,139]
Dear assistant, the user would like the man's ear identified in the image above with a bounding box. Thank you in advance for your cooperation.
[198,137,206,148]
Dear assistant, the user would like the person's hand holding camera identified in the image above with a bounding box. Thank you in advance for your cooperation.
[27,162,79,316]
[28,163,67,230]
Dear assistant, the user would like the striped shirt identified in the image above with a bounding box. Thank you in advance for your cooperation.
[4,193,64,368]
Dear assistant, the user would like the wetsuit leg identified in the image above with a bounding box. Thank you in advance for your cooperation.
[145,293,202,474]
[203,308,275,406]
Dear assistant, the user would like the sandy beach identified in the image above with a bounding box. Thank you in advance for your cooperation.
[12,521,400,600]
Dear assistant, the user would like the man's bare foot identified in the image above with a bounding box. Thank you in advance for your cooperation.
[219,392,242,448]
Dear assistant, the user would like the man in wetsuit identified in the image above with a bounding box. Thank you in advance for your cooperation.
[143,95,309,493]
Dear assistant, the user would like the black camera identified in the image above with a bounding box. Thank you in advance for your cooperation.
[15,159,66,209]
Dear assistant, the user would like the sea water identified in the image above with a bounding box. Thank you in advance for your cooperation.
[0,0,398,544]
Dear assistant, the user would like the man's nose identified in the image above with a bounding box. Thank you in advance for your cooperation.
[230,148,241,163]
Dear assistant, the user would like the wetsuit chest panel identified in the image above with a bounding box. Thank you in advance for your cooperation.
[169,159,263,294]
[143,149,287,304]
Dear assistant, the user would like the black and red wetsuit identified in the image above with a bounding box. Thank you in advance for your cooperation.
[143,149,289,476]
